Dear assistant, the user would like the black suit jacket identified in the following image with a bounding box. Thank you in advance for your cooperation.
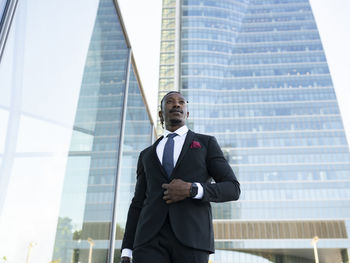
[121,130,240,253]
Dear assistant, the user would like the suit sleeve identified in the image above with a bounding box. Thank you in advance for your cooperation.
[201,136,240,202]
[121,151,147,250]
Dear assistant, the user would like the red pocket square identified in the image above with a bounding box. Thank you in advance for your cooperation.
[190,141,201,148]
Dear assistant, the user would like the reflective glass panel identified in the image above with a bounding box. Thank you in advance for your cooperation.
[51,0,129,262]
[113,64,153,257]
[0,0,100,262]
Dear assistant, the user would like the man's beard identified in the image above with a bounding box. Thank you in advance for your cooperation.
[169,118,182,125]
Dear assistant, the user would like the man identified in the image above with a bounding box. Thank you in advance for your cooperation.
[120,91,240,263]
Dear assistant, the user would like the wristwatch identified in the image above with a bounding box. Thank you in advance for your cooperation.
[190,183,198,198]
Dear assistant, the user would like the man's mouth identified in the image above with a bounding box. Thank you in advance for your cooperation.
[170,109,183,114]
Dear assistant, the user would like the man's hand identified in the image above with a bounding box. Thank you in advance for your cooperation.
[162,179,191,204]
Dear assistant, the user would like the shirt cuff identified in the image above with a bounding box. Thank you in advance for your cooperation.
[193,182,203,199]
[121,248,133,258]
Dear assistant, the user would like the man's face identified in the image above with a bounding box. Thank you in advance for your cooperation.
[159,93,189,128]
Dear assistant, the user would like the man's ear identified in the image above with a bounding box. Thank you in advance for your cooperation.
[186,111,189,118]
[159,110,164,121]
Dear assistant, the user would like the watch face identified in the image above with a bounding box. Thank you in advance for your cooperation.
[191,183,198,197]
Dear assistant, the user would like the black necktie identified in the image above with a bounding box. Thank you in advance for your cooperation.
[162,133,178,177]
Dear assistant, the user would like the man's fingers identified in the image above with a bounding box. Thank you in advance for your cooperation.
[163,180,186,204]
[164,196,175,203]
[163,190,175,203]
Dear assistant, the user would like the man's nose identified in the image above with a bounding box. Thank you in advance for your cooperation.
[172,101,181,107]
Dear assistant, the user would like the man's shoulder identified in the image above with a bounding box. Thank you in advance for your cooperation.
[190,131,217,147]
[191,131,215,141]
[139,136,163,157]
[140,145,153,155]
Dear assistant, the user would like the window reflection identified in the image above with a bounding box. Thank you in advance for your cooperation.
[51,0,133,262]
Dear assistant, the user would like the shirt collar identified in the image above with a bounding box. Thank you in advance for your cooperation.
[164,125,188,138]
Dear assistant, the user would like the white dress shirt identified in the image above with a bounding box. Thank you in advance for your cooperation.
[156,125,203,199]
[121,125,203,258]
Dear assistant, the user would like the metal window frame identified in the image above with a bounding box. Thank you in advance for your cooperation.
[107,47,132,263]
[0,0,18,62]
[174,0,182,91]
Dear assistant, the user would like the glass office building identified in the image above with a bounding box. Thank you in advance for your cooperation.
[0,0,154,262]
[158,0,350,262]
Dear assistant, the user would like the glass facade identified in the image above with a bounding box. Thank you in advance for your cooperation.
[0,0,154,262]
[51,1,154,262]
[0,0,7,20]
[158,0,350,262]
[157,0,179,135]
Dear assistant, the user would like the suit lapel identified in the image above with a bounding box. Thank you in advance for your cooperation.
[171,130,195,178]
[152,136,169,180]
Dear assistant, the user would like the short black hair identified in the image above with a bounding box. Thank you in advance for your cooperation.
[160,91,181,109]
[160,91,188,109]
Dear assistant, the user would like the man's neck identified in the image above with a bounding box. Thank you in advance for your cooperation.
[165,125,184,132]
[164,125,188,136]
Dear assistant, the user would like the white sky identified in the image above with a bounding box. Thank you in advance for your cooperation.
[118,0,350,144]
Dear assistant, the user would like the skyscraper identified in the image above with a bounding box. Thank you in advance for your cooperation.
[158,0,350,262]
[0,0,154,262]
[51,1,155,262]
